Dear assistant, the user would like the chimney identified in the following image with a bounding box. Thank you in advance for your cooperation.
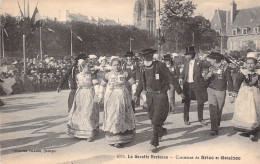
[230,1,237,24]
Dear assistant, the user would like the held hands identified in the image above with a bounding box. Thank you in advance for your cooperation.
[204,71,213,80]
[133,95,138,104]
[229,92,238,103]
[94,95,102,103]
[180,93,185,99]
[179,79,183,85]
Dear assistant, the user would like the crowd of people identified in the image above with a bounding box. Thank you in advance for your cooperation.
[54,47,259,152]
[0,47,259,152]
[0,56,76,95]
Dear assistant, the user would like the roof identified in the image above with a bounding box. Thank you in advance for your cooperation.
[227,6,260,36]
[218,10,227,35]
[210,9,227,35]
[233,7,260,27]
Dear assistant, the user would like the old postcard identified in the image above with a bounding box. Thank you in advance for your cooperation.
[0,0,260,164]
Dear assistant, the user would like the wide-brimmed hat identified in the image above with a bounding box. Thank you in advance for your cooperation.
[124,51,134,57]
[184,46,196,55]
[207,52,224,60]
[162,54,172,60]
[141,48,157,56]
[75,53,88,60]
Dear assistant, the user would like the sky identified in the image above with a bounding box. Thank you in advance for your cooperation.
[1,0,260,25]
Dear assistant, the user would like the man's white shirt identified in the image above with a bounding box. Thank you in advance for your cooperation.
[187,59,195,83]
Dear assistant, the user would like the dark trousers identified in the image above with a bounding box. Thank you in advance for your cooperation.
[146,91,169,146]
[183,83,204,122]
[68,89,77,113]
[184,101,204,122]
[0,98,4,106]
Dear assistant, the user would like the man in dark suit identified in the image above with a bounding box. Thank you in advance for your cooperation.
[134,48,184,152]
[180,46,208,126]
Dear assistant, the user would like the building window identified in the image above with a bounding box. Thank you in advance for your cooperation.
[253,27,259,34]
[230,42,233,50]
[232,29,237,36]
[242,28,248,35]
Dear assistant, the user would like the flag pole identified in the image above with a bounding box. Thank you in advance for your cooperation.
[1,27,4,58]
[24,0,26,16]
[70,28,73,56]
[192,32,195,46]
[0,27,2,66]
[158,0,161,58]
[40,26,43,60]
[23,35,27,75]
[129,37,132,52]
[220,31,223,54]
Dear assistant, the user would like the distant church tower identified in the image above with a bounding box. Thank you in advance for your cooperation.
[133,0,156,36]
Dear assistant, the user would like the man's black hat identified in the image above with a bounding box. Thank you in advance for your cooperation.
[141,48,157,56]
[184,46,196,55]
[162,54,172,60]
[75,53,88,60]
[124,51,134,57]
[207,52,224,60]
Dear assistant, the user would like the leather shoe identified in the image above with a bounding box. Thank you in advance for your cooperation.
[149,145,158,152]
[184,121,190,125]
[210,131,218,136]
[200,120,207,126]
[113,143,122,148]
[87,137,94,142]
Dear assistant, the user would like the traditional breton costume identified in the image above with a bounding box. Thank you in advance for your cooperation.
[231,52,260,140]
[95,56,110,112]
[67,60,99,141]
[135,48,183,151]
[58,53,88,112]
[204,52,234,135]
[99,58,136,147]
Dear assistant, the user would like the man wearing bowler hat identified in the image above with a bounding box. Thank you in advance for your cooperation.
[134,48,184,151]
[180,46,208,126]
[57,53,88,113]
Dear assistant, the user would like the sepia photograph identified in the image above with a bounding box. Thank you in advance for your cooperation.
[0,0,260,163]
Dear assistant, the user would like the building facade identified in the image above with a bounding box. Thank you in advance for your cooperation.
[66,10,118,25]
[133,0,156,36]
[211,1,260,51]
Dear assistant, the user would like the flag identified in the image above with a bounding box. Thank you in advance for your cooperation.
[31,6,42,31]
[17,1,24,18]
[46,28,55,33]
[130,37,134,41]
[21,17,32,35]
[158,28,165,46]
[4,29,9,37]
[77,36,83,41]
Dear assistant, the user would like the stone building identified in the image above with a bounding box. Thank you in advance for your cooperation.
[211,1,260,51]
[133,0,157,36]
